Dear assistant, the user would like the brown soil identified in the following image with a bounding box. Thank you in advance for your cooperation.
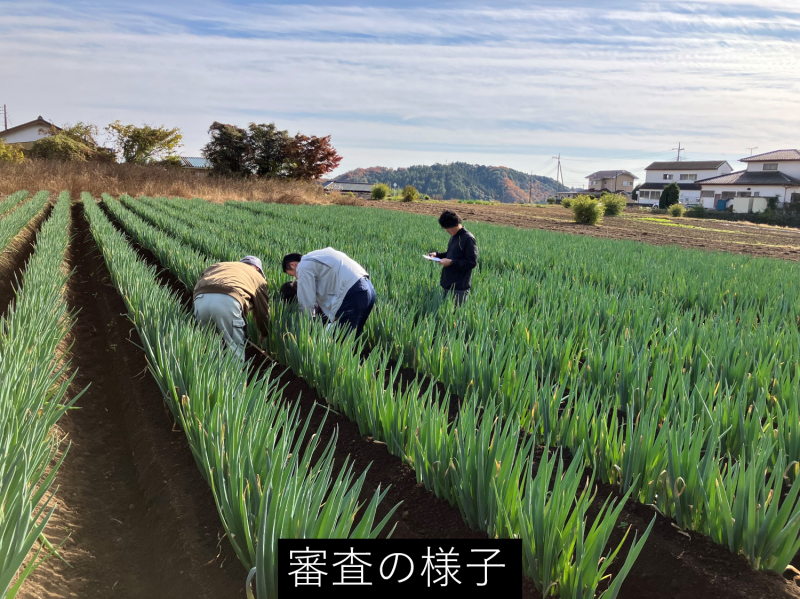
[0,203,51,316]
[368,201,800,261]
[18,201,244,599]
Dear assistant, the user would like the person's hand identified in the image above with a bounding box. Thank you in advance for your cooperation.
[439,258,452,267]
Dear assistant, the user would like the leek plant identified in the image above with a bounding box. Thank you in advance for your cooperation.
[0,190,29,217]
[0,192,78,599]
[0,191,51,261]
[82,195,396,598]
[107,195,653,596]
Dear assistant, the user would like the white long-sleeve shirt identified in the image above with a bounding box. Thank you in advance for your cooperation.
[296,248,368,320]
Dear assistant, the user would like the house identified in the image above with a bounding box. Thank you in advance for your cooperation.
[585,170,637,194]
[322,181,374,197]
[0,116,60,150]
[637,160,733,206]
[696,150,800,212]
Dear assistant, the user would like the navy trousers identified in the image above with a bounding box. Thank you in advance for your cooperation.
[335,277,376,337]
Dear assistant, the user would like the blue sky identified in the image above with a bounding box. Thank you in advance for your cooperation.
[2,0,799,185]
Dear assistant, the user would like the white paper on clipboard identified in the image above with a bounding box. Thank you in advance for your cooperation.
[423,255,442,262]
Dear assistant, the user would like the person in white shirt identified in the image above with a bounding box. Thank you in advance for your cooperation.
[281,247,375,336]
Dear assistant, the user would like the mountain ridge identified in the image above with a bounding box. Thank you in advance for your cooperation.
[336,162,566,202]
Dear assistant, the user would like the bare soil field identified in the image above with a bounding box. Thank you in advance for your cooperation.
[368,201,800,261]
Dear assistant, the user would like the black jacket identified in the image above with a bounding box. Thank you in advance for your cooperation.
[436,228,478,291]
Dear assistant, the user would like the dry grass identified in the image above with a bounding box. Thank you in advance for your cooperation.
[0,160,326,204]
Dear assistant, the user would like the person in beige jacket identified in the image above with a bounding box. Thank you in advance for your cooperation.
[193,256,270,360]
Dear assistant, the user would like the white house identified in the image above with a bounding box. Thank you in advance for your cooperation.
[637,160,733,206]
[696,149,800,212]
[0,116,59,150]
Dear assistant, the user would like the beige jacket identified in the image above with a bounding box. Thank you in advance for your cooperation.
[193,262,270,335]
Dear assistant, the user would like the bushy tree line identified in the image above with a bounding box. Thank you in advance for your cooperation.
[201,122,342,180]
[338,162,566,202]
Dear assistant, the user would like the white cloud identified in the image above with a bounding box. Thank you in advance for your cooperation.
[1,1,798,183]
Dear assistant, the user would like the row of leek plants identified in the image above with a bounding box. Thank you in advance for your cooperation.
[119,196,800,482]
[0,191,29,218]
[0,192,51,263]
[1,192,78,599]
[103,192,653,598]
[116,194,800,573]
[81,194,396,599]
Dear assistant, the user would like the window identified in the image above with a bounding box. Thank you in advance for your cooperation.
[623,180,631,186]
[791,193,800,204]
[753,192,760,197]
[680,174,697,181]
[721,192,735,199]
[736,191,751,197]
[763,163,778,171]
[700,190,714,197]
[663,174,673,180]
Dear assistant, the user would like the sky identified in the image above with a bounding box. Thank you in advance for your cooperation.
[1,0,799,186]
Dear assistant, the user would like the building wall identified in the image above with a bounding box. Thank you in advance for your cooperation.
[0,124,52,144]
[637,188,700,205]
[644,167,730,184]
[745,160,800,179]
[697,185,799,210]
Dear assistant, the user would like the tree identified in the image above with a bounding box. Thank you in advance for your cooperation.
[202,122,251,177]
[659,182,681,209]
[105,121,183,164]
[285,134,342,180]
[0,139,24,163]
[249,122,292,177]
[30,122,115,162]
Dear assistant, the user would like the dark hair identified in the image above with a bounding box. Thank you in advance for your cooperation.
[282,253,303,273]
[279,281,298,302]
[438,210,462,229]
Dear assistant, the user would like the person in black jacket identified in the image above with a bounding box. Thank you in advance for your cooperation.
[428,210,478,305]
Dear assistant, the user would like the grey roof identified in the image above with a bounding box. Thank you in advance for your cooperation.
[585,170,637,180]
[696,170,800,186]
[639,182,702,191]
[180,156,211,169]
[644,160,729,171]
[0,117,60,136]
[740,149,800,162]
[323,181,374,193]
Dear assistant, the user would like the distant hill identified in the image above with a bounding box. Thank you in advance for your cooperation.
[336,162,567,202]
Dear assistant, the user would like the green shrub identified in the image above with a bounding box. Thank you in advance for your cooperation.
[668,203,686,217]
[560,196,573,208]
[402,185,419,202]
[600,192,627,216]
[0,139,24,163]
[371,183,390,200]
[572,195,604,225]
[686,205,706,217]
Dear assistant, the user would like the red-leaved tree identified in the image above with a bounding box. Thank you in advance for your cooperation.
[287,134,342,180]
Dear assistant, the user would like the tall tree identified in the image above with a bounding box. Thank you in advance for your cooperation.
[30,121,114,162]
[202,122,251,176]
[659,182,681,209]
[105,121,183,164]
[285,134,343,180]
[248,122,292,177]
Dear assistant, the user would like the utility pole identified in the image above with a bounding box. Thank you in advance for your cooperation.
[672,142,684,162]
[552,153,564,194]
[2,105,7,131]
[746,146,758,156]
[529,172,532,203]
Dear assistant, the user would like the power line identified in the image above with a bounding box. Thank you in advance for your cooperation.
[671,142,685,161]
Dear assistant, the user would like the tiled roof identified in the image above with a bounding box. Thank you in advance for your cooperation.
[740,149,800,162]
[585,170,637,180]
[639,182,702,191]
[696,170,800,186]
[644,161,729,171]
[180,156,211,169]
